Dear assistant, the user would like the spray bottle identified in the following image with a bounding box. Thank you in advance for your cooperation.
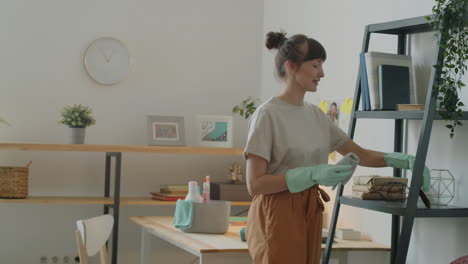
[202,175,211,203]
[185,181,203,203]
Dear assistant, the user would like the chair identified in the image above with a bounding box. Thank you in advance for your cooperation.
[75,214,114,264]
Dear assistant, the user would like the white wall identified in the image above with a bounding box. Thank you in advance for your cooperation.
[0,1,263,263]
[263,0,468,263]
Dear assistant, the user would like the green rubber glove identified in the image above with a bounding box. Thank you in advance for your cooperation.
[384,152,431,192]
[286,164,353,193]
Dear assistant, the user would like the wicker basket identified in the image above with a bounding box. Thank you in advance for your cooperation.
[0,161,31,198]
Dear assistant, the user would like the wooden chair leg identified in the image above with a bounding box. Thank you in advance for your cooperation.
[100,244,109,264]
[75,230,88,264]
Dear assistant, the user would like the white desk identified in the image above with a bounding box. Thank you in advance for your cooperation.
[130,216,390,264]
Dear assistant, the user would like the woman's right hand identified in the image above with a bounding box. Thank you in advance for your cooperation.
[286,164,353,193]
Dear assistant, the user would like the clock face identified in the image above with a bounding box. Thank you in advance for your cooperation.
[84,37,132,85]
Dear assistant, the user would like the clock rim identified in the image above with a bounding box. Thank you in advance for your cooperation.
[84,36,132,86]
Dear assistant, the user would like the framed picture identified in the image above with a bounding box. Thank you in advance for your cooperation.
[196,115,233,148]
[147,115,186,146]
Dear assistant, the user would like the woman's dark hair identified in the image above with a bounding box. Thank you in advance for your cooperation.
[266,31,326,78]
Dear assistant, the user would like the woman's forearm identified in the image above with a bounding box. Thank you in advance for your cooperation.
[359,149,386,167]
[247,173,289,196]
[337,139,387,168]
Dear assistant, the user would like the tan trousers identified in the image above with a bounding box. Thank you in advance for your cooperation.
[246,185,330,264]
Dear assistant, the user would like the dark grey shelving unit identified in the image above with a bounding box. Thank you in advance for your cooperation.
[322,15,468,264]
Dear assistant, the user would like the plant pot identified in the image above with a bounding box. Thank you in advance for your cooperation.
[69,127,86,144]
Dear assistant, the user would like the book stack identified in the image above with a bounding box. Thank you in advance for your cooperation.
[352,176,408,201]
[150,184,188,201]
[229,216,247,226]
[360,52,416,111]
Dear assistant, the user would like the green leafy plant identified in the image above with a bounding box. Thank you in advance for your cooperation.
[59,104,96,128]
[426,0,468,138]
[232,97,259,119]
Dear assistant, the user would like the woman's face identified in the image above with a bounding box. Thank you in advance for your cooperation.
[293,59,325,93]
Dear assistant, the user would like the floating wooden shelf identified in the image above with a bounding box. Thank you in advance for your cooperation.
[0,142,244,156]
[0,196,113,204]
[0,196,251,206]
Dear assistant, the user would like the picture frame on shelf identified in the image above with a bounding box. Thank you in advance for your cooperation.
[196,115,233,148]
[147,115,185,146]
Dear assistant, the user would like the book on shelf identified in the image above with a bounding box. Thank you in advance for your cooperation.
[362,52,416,110]
[229,216,248,226]
[150,196,184,201]
[159,184,188,189]
[352,184,406,193]
[150,192,186,201]
[397,104,425,111]
[150,191,186,198]
[352,191,406,201]
[360,52,371,111]
[353,175,408,186]
[159,184,188,193]
[159,190,188,195]
[378,64,411,110]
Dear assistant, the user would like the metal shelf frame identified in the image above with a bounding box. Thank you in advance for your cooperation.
[354,110,468,120]
[322,15,468,264]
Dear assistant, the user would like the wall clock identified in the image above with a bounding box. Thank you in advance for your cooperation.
[84,37,132,85]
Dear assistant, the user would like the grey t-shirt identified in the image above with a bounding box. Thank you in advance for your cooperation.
[244,97,349,175]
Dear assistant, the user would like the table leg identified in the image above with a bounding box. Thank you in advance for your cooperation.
[141,228,152,264]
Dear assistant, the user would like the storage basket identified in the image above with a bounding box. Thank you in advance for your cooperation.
[0,161,31,198]
[181,200,231,234]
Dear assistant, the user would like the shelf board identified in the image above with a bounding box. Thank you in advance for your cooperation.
[368,15,433,35]
[0,196,114,204]
[0,196,251,206]
[354,111,468,120]
[340,196,468,218]
[0,143,243,156]
[121,197,251,206]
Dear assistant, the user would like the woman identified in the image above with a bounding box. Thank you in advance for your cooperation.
[243,31,430,264]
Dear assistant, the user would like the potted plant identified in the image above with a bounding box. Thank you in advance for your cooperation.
[59,104,96,144]
[426,0,468,138]
[232,97,259,119]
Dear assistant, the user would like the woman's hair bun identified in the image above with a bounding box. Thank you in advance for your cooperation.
[266,31,287,50]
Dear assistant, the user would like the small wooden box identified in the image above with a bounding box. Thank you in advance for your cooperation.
[210,182,252,201]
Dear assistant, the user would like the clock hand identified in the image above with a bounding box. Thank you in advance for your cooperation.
[97,47,111,62]
[107,50,115,63]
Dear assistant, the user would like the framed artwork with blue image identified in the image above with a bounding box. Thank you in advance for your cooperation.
[196,115,233,148]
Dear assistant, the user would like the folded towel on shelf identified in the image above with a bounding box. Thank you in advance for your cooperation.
[353,175,408,186]
[352,191,406,201]
[173,199,194,229]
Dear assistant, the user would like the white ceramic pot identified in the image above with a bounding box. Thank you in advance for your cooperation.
[69,127,86,144]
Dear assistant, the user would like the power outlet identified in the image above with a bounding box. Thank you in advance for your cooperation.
[63,256,70,263]
[40,256,48,264]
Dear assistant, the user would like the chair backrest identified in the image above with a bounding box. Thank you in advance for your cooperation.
[75,214,114,264]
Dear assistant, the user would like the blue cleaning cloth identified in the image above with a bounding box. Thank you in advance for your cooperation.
[332,152,360,190]
[173,199,194,229]
[240,227,246,242]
